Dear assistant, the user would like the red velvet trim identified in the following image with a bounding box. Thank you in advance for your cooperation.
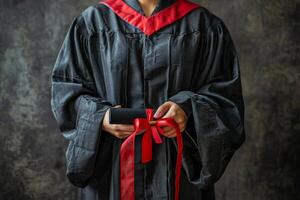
[99,0,201,36]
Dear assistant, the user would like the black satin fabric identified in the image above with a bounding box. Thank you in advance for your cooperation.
[50,0,245,199]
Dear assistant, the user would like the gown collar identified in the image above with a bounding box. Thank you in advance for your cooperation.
[99,0,201,36]
[123,0,177,17]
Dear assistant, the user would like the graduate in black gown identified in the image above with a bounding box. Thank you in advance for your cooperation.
[50,0,246,199]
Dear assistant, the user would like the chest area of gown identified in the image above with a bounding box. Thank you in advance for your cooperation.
[97,30,202,77]
[93,29,203,107]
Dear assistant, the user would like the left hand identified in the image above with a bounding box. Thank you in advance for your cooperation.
[153,101,188,138]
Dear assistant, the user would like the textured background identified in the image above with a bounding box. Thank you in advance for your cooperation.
[0,0,299,199]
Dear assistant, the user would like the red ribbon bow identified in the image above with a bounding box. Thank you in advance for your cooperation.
[120,108,183,200]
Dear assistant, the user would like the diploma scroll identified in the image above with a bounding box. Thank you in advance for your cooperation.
[109,107,158,124]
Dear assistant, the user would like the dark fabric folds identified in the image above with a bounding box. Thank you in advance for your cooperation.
[50,16,113,187]
[168,20,245,189]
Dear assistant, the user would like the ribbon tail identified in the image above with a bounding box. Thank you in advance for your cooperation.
[120,131,136,200]
[174,125,183,200]
[151,126,163,144]
[142,129,153,163]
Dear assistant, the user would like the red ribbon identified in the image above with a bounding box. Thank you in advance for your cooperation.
[120,108,183,200]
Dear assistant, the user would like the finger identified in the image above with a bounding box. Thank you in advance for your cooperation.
[180,124,187,132]
[154,102,172,119]
[120,131,133,136]
[114,124,135,132]
[114,105,122,108]
[115,131,133,139]
[179,127,185,133]
[177,123,186,132]
[176,115,186,124]
[164,127,175,133]
[162,108,176,119]
[162,125,184,136]
[161,129,176,137]
[164,124,183,133]
[162,126,173,132]
[162,130,176,138]
[136,130,146,135]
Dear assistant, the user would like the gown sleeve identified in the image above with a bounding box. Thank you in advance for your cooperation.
[50,15,113,188]
[167,19,245,188]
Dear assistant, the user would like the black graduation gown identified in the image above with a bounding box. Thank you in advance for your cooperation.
[50,0,246,199]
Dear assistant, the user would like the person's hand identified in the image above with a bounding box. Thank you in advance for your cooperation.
[153,101,188,138]
[102,105,135,139]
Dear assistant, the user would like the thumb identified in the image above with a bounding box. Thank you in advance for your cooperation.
[153,102,172,119]
[114,104,122,108]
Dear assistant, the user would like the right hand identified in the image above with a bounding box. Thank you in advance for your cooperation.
[102,105,135,139]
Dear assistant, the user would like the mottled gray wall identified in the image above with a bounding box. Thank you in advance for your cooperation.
[0,0,299,199]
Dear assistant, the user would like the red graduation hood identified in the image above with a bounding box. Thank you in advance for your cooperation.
[99,0,201,36]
